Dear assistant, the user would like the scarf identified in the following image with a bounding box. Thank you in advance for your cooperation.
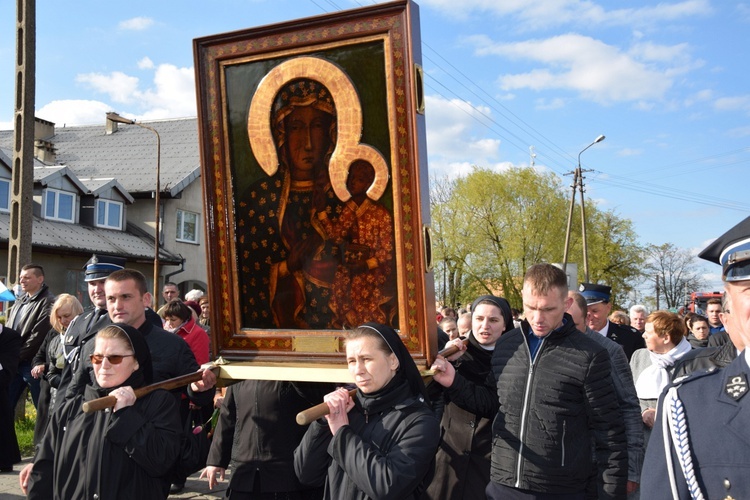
[635,337,692,399]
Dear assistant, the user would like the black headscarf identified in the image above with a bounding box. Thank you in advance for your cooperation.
[356,322,429,403]
[91,323,153,393]
[471,294,514,335]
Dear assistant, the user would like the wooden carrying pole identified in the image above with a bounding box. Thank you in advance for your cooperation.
[295,338,468,425]
[82,366,217,413]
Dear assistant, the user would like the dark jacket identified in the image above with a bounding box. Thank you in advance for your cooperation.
[6,284,55,362]
[28,385,181,499]
[32,329,65,444]
[604,321,645,361]
[583,328,643,484]
[32,329,65,390]
[641,353,750,498]
[57,306,111,404]
[0,325,22,469]
[447,315,627,498]
[424,333,494,499]
[708,330,731,347]
[671,341,737,380]
[207,380,330,493]
[295,378,440,500]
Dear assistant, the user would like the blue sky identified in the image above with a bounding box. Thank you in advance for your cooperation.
[2,0,748,291]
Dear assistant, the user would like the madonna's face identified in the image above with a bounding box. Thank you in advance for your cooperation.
[284,106,332,181]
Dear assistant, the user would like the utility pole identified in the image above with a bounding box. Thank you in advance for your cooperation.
[561,135,605,282]
[7,0,36,284]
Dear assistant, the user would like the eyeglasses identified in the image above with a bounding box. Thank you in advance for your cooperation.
[90,354,135,365]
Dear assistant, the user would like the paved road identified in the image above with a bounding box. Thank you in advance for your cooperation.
[0,457,228,500]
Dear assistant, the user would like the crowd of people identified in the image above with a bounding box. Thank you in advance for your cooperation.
[1,216,750,499]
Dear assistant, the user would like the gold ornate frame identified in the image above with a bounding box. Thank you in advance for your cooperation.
[194,0,436,370]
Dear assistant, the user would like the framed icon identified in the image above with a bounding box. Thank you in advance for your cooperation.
[194,0,436,370]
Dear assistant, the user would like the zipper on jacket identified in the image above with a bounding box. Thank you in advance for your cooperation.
[515,329,544,488]
[561,420,566,467]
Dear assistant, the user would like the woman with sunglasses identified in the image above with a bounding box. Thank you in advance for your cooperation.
[294,322,439,499]
[26,324,182,499]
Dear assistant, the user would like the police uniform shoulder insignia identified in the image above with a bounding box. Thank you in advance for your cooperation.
[726,373,748,401]
[578,284,585,292]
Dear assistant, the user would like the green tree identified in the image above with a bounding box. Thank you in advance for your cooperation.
[584,209,645,308]
[429,166,643,309]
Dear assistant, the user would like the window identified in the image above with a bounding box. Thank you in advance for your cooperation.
[96,199,123,229]
[0,179,9,212]
[44,188,75,222]
[176,209,199,243]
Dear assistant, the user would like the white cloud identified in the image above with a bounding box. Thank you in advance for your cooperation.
[118,17,154,31]
[684,89,713,106]
[534,97,566,110]
[616,148,643,157]
[138,57,155,70]
[471,34,681,103]
[138,64,197,119]
[73,63,196,119]
[714,95,750,113]
[36,100,113,126]
[424,94,505,176]
[76,71,140,104]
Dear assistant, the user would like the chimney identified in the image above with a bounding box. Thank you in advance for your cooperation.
[106,115,118,134]
[34,139,57,163]
[34,117,55,141]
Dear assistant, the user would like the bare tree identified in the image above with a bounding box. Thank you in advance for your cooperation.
[644,243,707,309]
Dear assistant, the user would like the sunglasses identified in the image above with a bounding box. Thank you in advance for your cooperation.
[90,354,135,365]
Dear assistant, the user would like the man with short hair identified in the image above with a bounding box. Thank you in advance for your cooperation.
[432,264,627,499]
[580,283,645,361]
[456,312,472,337]
[162,281,181,305]
[628,305,648,333]
[57,254,126,403]
[705,297,725,334]
[568,291,643,496]
[71,269,215,493]
[642,216,750,497]
[6,264,55,409]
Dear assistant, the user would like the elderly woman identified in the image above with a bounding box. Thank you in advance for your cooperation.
[30,293,83,444]
[27,324,182,499]
[294,323,439,499]
[630,311,692,445]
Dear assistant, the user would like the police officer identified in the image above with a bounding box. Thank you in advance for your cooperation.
[579,282,645,361]
[56,254,126,404]
[641,215,750,499]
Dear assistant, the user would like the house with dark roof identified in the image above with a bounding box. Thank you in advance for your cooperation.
[0,115,207,308]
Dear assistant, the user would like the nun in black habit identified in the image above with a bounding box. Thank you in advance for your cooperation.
[294,322,440,500]
[27,324,182,499]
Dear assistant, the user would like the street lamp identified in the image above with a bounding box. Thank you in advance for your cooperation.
[562,134,605,282]
[106,112,161,303]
